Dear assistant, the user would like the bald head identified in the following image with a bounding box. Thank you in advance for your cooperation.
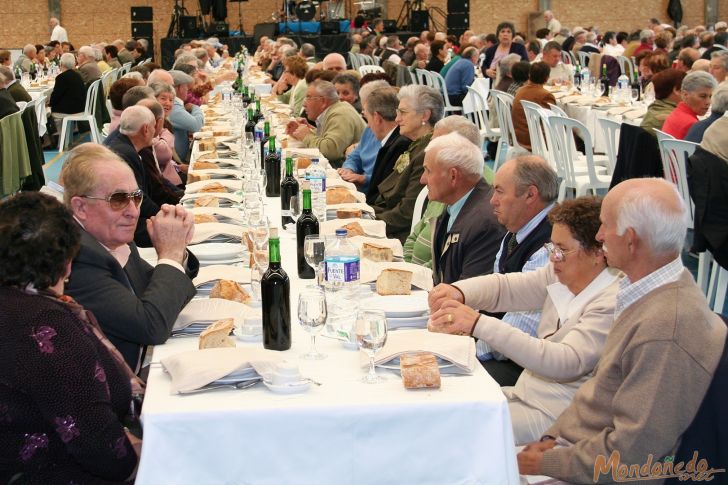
[147,69,174,86]
[323,53,346,71]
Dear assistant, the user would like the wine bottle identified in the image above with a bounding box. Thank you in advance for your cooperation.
[245,107,256,134]
[254,99,264,122]
[600,65,610,97]
[261,227,291,351]
[232,67,242,92]
[265,136,282,197]
[260,121,270,166]
[296,182,319,279]
[280,156,299,227]
[242,85,251,106]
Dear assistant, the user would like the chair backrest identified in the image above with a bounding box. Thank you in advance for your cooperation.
[491,90,518,149]
[411,185,429,232]
[616,55,636,81]
[548,115,601,187]
[560,51,572,65]
[429,71,461,112]
[654,128,675,144]
[348,52,360,70]
[520,100,548,160]
[657,138,699,227]
[84,79,101,116]
[597,117,621,175]
[547,103,568,118]
[415,68,435,87]
[120,62,132,76]
[358,54,375,66]
[465,86,497,140]
[100,69,115,96]
[359,64,385,76]
[577,51,590,67]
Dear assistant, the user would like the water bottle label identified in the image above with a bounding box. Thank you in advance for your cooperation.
[307,176,326,193]
[325,259,360,283]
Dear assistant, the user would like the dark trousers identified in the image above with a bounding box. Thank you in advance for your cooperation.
[480,359,524,387]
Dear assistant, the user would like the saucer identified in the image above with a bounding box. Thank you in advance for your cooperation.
[263,380,310,394]
[235,332,262,343]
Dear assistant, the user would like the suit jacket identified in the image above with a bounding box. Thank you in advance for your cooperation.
[431,179,506,285]
[610,124,663,189]
[0,89,19,119]
[78,62,102,85]
[66,230,199,371]
[373,132,431,243]
[108,58,122,70]
[302,100,366,167]
[104,129,161,247]
[365,126,411,205]
[49,69,86,115]
[7,81,31,103]
[512,83,556,149]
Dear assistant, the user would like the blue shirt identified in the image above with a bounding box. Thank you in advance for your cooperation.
[684,111,723,144]
[444,58,476,97]
[341,127,380,193]
[446,187,474,232]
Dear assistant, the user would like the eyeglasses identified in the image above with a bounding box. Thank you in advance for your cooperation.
[305,95,324,100]
[396,108,416,115]
[543,242,579,262]
[81,190,144,211]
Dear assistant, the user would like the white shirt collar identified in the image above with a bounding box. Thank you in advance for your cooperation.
[380,126,396,146]
[547,266,620,325]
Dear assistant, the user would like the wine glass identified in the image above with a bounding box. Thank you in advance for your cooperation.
[304,235,326,285]
[289,195,301,222]
[249,213,270,250]
[630,88,640,105]
[256,168,267,195]
[355,309,388,383]
[298,288,328,360]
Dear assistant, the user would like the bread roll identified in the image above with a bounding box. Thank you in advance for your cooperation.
[194,195,219,207]
[194,161,219,170]
[376,268,412,295]
[199,182,228,193]
[336,208,362,219]
[188,173,212,183]
[210,280,251,304]
[400,352,441,389]
[198,140,216,152]
[326,187,358,204]
[342,221,366,237]
[197,152,219,161]
[212,129,230,136]
[296,157,312,169]
[362,242,394,262]
[198,318,236,349]
[194,213,219,224]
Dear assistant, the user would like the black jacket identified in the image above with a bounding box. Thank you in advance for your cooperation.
[50,69,86,115]
[610,124,663,189]
[0,88,19,119]
[365,126,411,205]
[67,230,199,371]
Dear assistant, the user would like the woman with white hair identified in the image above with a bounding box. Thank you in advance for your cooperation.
[685,83,728,143]
[49,53,86,136]
[662,70,718,139]
[494,53,522,92]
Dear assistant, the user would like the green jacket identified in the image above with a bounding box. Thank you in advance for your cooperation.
[0,111,31,195]
[302,100,365,167]
[278,79,307,118]
[640,98,678,137]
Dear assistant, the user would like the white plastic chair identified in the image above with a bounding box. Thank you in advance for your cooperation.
[100,68,115,97]
[654,128,675,144]
[577,51,590,67]
[465,87,500,152]
[547,116,611,200]
[596,117,621,175]
[428,70,462,115]
[415,68,434,87]
[560,51,572,65]
[616,56,636,81]
[349,52,361,70]
[358,54,375,66]
[520,100,549,161]
[58,79,103,152]
[548,103,610,171]
[120,62,132,76]
[657,139,698,227]
[706,259,728,314]
[411,185,429,232]
[491,90,525,171]
[359,64,385,76]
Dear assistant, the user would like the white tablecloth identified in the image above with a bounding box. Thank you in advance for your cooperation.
[137,184,519,484]
[557,100,643,154]
[28,86,52,137]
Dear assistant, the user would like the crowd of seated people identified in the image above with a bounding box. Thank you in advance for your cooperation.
[3,14,728,483]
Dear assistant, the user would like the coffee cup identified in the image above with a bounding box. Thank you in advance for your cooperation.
[271,361,301,385]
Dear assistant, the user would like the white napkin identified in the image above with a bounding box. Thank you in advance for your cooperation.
[623,108,647,120]
[326,203,376,216]
[161,347,282,394]
[181,192,242,204]
[360,261,433,291]
[363,329,477,375]
[191,157,242,169]
[174,298,254,331]
[186,179,240,194]
[187,168,240,178]
[325,178,359,193]
[320,218,387,238]
[190,223,243,244]
[191,207,245,222]
[193,265,252,287]
[606,106,636,116]
[348,236,404,258]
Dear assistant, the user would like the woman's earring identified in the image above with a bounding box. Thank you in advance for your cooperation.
[421,120,426,126]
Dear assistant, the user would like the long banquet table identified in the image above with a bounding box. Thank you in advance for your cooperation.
[135,76,520,484]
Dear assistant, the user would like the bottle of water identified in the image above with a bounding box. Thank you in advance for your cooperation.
[617,73,630,102]
[324,229,361,339]
[304,158,327,222]
[581,69,591,94]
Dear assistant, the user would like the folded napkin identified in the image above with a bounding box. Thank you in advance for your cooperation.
[363,329,477,375]
[320,218,387,238]
[360,261,433,290]
[161,347,282,394]
[193,264,252,287]
[187,168,240,179]
[174,298,254,331]
[186,179,241,194]
[348,235,404,258]
[181,192,242,204]
[191,207,245,223]
[192,157,242,169]
[193,131,214,139]
[327,203,376,216]
[190,223,243,244]
[552,91,572,100]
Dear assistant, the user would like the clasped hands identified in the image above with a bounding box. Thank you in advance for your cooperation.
[147,204,194,264]
[285,118,314,141]
[427,283,480,336]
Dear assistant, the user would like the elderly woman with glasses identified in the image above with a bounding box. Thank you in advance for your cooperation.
[429,197,621,445]
[0,192,143,483]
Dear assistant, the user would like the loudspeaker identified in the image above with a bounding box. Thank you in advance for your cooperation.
[410,11,429,32]
[447,0,468,12]
[181,16,199,38]
[383,19,397,33]
[131,6,153,22]
[254,23,278,43]
[132,22,154,38]
[199,0,211,15]
[212,0,227,21]
[321,21,340,34]
[209,21,229,36]
[447,13,469,29]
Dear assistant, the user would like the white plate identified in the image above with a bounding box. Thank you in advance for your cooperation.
[378,356,455,371]
[199,256,245,266]
[361,292,429,318]
[188,243,243,261]
[174,298,254,330]
[387,314,429,330]
[263,380,310,394]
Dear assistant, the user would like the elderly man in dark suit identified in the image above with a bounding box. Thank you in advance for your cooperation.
[421,132,505,286]
[64,144,198,373]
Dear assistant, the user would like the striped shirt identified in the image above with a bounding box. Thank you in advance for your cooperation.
[614,257,684,319]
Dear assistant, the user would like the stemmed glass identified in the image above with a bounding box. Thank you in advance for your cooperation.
[298,288,328,360]
[256,168,267,195]
[355,310,388,383]
[289,195,301,222]
[630,88,640,105]
[304,235,326,286]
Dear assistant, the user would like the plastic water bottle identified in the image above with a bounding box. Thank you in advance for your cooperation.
[304,158,327,222]
[324,229,361,339]
[617,73,630,102]
[581,69,591,93]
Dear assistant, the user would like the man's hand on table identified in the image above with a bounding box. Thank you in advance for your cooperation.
[517,439,555,475]
[337,168,365,185]
[147,204,192,264]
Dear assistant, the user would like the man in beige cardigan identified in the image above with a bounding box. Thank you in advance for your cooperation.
[286,80,365,168]
[517,178,727,483]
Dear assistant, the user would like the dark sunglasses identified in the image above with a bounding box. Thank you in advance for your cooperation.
[81,190,144,210]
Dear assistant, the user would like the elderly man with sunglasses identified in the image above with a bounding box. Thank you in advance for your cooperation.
[64,144,199,373]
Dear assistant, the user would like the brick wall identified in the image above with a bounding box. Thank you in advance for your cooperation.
[1,0,51,48]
